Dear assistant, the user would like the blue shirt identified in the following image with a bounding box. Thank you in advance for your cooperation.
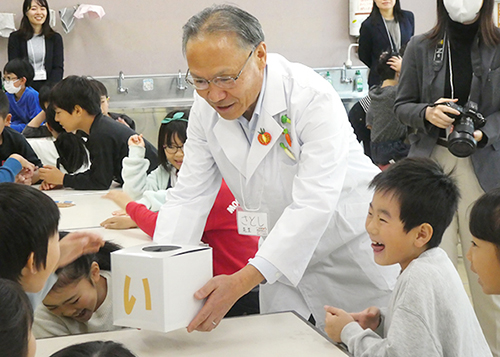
[7,86,42,132]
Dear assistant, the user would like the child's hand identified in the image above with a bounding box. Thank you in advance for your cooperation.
[100,216,138,230]
[39,180,60,190]
[128,134,145,147]
[350,306,381,331]
[117,117,131,128]
[102,190,134,210]
[9,153,35,173]
[387,55,402,73]
[324,305,355,343]
[112,209,128,216]
[58,231,105,269]
[39,165,65,185]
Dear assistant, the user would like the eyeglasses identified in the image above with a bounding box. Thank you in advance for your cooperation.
[185,47,256,90]
[3,77,19,82]
[163,144,184,154]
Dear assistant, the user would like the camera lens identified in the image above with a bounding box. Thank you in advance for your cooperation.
[447,117,477,157]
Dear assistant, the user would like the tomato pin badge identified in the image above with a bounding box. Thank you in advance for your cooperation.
[258,128,272,146]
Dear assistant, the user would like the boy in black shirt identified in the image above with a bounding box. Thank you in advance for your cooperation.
[0,91,41,184]
[39,76,158,190]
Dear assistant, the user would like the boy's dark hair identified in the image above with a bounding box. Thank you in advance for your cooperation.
[51,241,121,292]
[158,109,189,171]
[50,76,101,116]
[0,183,60,282]
[0,91,9,119]
[19,0,56,40]
[45,105,89,173]
[38,83,55,110]
[91,79,108,98]
[50,340,136,357]
[369,158,460,248]
[0,278,34,357]
[4,58,35,87]
[377,51,398,82]
[470,188,500,251]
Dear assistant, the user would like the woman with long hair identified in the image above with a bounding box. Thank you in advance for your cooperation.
[395,0,500,354]
[358,0,414,86]
[8,0,63,92]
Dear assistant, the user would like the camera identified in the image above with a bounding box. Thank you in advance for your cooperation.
[443,101,486,158]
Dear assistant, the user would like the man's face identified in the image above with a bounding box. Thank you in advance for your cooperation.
[185,34,266,120]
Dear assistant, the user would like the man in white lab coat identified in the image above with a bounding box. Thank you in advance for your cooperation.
[154,4,399,332]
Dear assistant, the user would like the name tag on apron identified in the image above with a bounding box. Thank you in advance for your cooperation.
[237,210,268,237]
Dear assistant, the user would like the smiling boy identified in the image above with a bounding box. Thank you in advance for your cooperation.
[324,158,492,356]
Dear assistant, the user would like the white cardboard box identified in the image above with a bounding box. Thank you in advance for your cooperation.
[111,243,213,332]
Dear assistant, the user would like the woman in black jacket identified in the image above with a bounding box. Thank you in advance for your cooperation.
[8,0,63,92]
[358,0,414,87]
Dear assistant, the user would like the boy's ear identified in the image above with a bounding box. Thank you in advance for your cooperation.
[73,105,83,116]
[414,223,433,248]
[20,252,38,281]
[89,261,101,284]
[19,77,27,86]
[4,114,11,126]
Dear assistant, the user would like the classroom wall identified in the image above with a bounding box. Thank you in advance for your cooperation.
[0,1,436,77]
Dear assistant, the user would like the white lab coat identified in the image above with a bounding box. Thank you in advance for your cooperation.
[154,54,399,329]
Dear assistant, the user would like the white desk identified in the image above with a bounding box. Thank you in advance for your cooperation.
[42,189,121,230]
[36,312,351,357]
[37,192,351,357]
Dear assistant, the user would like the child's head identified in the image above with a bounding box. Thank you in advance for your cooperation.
[467,188,500,294]
[50,76,101,132]
[43,241,121,322]
[3,58,34,93]
[0,183,60,293]
[91,79,110,116]
[0,91,12,134]
[377,51,399,82]
[0,278,35,357]
[367,158,459,270]
[44,105,89,173]
[50,341,136,357]
[158,109,189,171]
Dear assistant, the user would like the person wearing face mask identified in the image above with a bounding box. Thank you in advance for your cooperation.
[3,58,43,133]
[358,0,414,87]
[8,0,63,92]
[395,0,500,354]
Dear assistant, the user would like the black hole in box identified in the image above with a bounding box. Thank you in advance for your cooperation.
[142,245,181,252]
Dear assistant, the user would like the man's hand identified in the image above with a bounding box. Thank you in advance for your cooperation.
[425,98,459,129]
[58,231,105,269]
[102,190,133,211]
[128,134,145,147]
[39,165,65,185]
[324,306,355,343]
[187,265,264,333]
[100,216,138,230]
[350,306,381,331]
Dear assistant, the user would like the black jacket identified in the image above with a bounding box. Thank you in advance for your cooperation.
[63,114,158,190]
[359,10,414,87]
[8,30,64,87]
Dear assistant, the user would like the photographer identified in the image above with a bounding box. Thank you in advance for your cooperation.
[395,0,500,354]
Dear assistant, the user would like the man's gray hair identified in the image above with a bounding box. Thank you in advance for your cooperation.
[182,4,265,55]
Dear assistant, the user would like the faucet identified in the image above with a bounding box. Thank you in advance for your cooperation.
[177,70,186,91]
[117,71,128,94]
[341,43,359,84]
